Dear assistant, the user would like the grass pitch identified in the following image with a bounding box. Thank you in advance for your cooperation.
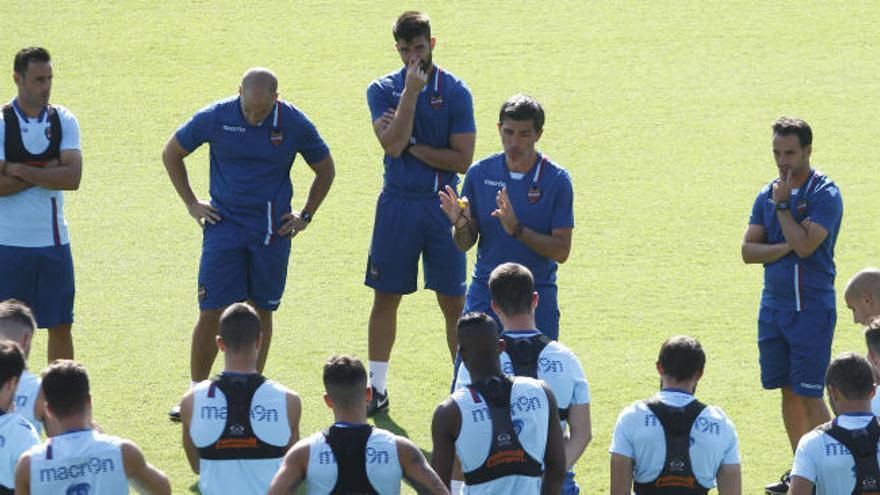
[4,1,880,492]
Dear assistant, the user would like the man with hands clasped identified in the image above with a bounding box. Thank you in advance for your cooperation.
[439,94,573,340]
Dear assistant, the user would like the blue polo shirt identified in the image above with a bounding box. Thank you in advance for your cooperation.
[461,152,574,286]
[175,96,329,232]
[748,170,843,310]
[367,65,475,194]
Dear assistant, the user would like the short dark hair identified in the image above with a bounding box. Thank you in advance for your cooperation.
[218,303,261,353]
[457,312,500,342]
[865,319,880,356]
[393,11,431,42]
[773,116,812,147]
[324,355,367,409]
[14,47,51,75]
[41,360,90,419]
[0,299,37,335]
[0,340,25,391]
[489,263,535,316]
[658,335,705,381]
[499,94,545,132]
[826,352,874,400]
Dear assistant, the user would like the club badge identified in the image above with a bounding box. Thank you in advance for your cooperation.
[430,93,444,110]
[270,129,283,147]
[527,185,542,204]
[796,199,808,216]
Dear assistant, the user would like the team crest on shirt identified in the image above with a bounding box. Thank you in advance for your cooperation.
[270,130,283,147]
[527,186,542,204]
[796,199,808,215]
[430,93,444,110]
[66,483,91,495]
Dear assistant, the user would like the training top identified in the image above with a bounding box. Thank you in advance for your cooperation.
[0,411,39,491]
[0,100,80,247]
[609,389,740,489]
[175,97,330,234]
[14,369,42,435]
[791,413,880,494]
[367,65,475,195]
[748,170,843,311]
[304,424,403,494]
[27,429,128,495]
[461,153,574,286]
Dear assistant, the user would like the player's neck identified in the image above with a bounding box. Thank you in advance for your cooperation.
[500,314,537,333]
[660,377,697,394]
[506,150,539,174]
[56,414,92,433]
[223,356,258,375]
[834,400,873,416]
[15,96,44,119]
[332,408,367,426]
[789,165,811,189]
[469,367,505,384]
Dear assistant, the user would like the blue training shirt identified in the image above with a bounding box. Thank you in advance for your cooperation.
[367,65,475,194]
[461,152,574,286]
[175,96,329,232]
[748,170,843,310]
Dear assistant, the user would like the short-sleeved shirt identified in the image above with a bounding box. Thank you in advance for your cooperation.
[609,390,740,489]
[0,100,80,247]
[175,97,329,232]
[367,66,475,194]
[0,412,39,490]
[791,413,879,494]
[748,170,843,310]
[461,153,574,286]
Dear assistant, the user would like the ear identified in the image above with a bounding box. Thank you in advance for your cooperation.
[534,129,544,142]
[870,386,877,400]
[215,335,226,352]
[490,299,501,316]
[255,332,263,351]
[865,292,875,306]
[13,72,22,86]
[322,392,333,409]
[532,292,539,310]
[430,37,437,49]
[498,338,506,354]
[694,368,704,382]
[656,361,664,376]
[365,386,373,404]
[803,144,812,160]
[21,331,33,355]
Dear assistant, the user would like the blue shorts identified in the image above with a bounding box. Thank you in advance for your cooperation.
[364,189,466,296]
[198,221,290,311]
[464,279,559,340]
[758,306,836,397]
[0,244,75,328]
[561,471,579,495]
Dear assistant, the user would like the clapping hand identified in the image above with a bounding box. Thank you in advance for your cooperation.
[490,187,519,235]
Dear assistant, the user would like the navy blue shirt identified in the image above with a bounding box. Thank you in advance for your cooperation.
[367,66,475,194]
[461,152,574,286]
[749,170,843,310]
[175,97,329,231]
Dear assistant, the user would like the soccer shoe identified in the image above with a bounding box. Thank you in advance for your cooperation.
[765,470,791,494]
[168,404,182,422]
[367,386,389,417]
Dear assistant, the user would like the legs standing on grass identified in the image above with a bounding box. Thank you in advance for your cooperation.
[254,306,273,373]
[436,293,464,362]
[47,323,73,363]
[190,308,223,382]
[781,386,830,452]
[368,291,402,394]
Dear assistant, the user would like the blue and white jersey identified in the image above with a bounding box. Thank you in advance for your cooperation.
[791,413,880,494]
[304,426,403,494]
[455,330,589,431]
[14,369,42,435]
[28,429,128,495]
[175,97,329,234]
[749,170,843,311]
[609,390,740,489]
[452,376,549,495]
[0,411,39,490]
[461,153,574,286]
[190,377,291,495]
[0,100,80,248]
[367,65,475,194]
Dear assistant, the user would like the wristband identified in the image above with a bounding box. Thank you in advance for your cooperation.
[512,223,525,239]
[301,211,313,223]
[775,201,790,211]
[454,214,468,230]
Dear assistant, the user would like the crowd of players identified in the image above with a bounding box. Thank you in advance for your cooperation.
[0,7,877,495]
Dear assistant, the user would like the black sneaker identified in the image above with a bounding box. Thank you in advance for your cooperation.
[765,470,791,494]
[367,387,389,417]
[169,404,181,422]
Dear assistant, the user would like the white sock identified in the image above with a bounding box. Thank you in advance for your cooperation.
[190,380,199,389]
[450,480,464,495]
[369,361,389,394]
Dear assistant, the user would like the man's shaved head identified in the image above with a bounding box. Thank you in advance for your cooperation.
[845,268,880,326]
[846,268,880,299]
[241,67,278,94]
[457,312,502,377]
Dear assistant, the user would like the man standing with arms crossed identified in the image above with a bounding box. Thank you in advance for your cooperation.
[365,11,476,415]
[163,67,335,421]
[0,47,82,363]
[742,117,843,493]
[439,94,573,340]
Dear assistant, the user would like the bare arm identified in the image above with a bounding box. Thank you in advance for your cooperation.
[397,437,450,494]
[741,224,792,264]
[373,59,426,158]
[285,391,302,449]
[716,463,742,495]
[121,441,171,495]
[0,159,33,196]
[6,149,81,191]
[407,132,475,174]
[777,211,828,258]
[453,218,479,252]
[438,185,478,251]
[179,390,199,474]
[609,453,634,495]
[789,475,814,495]
[541,384,566,495]
[519,226,572,264]
[564,403,591,471]
[300,154,335,217]
[430,398,461,489]
[267,441,309,495]
[15,453,31,495]
[161,136,219,227]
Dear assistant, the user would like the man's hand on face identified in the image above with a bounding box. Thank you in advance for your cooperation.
[404,58,428,93]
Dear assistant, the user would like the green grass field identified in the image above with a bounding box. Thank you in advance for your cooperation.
[4,1,880,492]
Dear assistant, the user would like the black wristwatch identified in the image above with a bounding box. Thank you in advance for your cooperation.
[301,211,313,223]
[775,201,790,211]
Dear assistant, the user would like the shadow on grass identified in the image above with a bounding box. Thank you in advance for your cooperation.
[371,412,433,460]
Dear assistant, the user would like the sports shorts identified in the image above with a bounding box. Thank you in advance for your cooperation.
[757,306,836,397]
[464,278,560,340]
[0,244,75,328]
[198,220,290,311]
[364,189,466,296]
